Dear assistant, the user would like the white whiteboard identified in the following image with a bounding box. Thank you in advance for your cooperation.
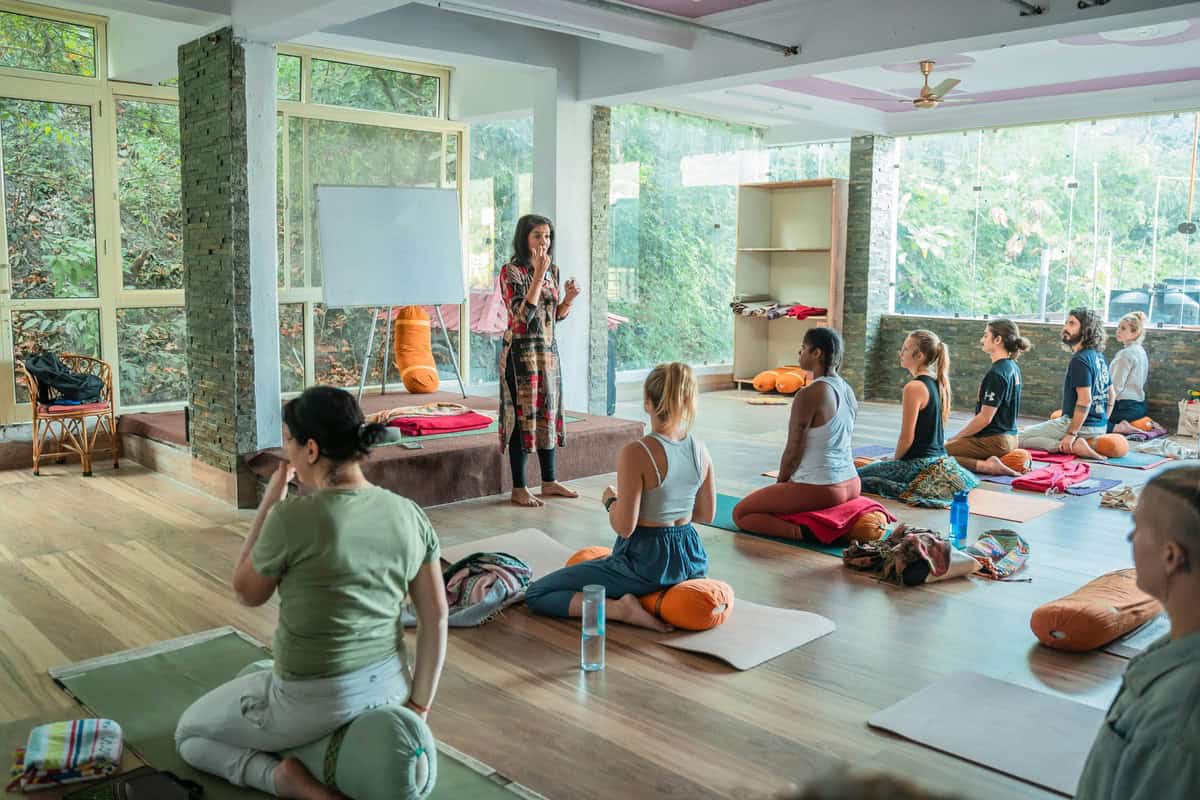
[315,185,466,307]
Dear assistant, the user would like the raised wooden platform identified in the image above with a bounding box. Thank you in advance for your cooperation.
[118,392,644,508]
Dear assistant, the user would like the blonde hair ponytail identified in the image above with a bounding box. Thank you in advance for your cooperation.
[645,362,697,433]
[1121,311,1147,344]
[908,329,952,424]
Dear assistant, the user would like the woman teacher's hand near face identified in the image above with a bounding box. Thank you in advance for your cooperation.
[531,240,551,278]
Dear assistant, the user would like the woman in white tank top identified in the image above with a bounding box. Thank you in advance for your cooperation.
[733,328,862,541]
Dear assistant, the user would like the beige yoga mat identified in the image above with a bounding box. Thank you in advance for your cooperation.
[968,488,1062,523]
[440,528,575,579]
[868,671,1105,796]
[660,600,835,670]
[442,529,836,670]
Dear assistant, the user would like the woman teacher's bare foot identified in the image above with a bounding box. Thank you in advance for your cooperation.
[274,757,347,800]
[540,481,579,499]
[975,456,1021,476]
[609,594,674,632]
[511,488,545,507]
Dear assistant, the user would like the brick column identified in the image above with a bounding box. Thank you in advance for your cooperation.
[588,106,611,415]
[178,28,280,499]
[841,134,897,398]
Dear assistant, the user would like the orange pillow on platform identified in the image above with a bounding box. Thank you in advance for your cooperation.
[1001,449,1033,473]
[563,548,734,630]
[1030,569,1161,652]
[1092,433,1130,458]
[392,306,439,394]
[752,370,780,393]
[775,368,811,395]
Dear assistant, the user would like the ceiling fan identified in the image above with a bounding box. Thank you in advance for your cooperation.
[853,60,973,109]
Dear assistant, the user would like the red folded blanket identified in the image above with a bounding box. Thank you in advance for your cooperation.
[1012,461,1091,494]
[775,496,897,544]
[1026,450,1078,465]
[785,304,828,320]
[387,411,492,436]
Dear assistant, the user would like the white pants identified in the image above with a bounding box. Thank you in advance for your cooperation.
[175,656,410,795]
[1017,416,1106,453]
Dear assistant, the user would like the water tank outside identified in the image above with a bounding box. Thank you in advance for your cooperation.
[1153,288,1200,326]
[1108,289,1151,322]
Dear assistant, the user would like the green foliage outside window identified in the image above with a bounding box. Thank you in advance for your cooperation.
[117,100,183,290]
[277,54,300,101]
[897,114,1199,320]
[10,308,100,403]
[609,105,761,371]
[310,59,438,116]
[116,307,186,405]
[1,98,97,300]
[0,11,95,77]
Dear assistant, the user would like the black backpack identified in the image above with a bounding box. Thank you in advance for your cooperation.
[21,352,104,405]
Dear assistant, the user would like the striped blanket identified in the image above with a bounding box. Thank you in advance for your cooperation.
[7,719,123,791]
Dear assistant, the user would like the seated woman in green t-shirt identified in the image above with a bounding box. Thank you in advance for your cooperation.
[175,386,449,800]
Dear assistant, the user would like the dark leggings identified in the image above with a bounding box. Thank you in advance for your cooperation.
[505,355,556,488]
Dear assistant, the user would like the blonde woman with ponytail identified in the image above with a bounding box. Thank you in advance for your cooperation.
[1107,310,1149,431]
[857,331,979,508]
[525,363,715,631]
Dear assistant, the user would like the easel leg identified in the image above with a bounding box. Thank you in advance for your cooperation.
[433,306,468,399]
[380,306,393,395]
[357,307,379,403]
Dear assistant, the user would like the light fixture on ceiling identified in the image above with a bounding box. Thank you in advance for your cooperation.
[433,1,604,40]
[723,89,813,111]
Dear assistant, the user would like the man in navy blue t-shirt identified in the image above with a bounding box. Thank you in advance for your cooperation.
[1018,308,1115,459]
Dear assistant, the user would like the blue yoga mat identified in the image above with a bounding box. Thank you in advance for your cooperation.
[1104,452,1169,470]
[697,493,845,557]
[853,444,894,459]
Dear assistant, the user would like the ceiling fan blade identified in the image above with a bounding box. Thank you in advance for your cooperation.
[928,78,960,99]
[937,97,977,104]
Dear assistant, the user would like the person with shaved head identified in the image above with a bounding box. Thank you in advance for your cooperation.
[1076,465,1200,799]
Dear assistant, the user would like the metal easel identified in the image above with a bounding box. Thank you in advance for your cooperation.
[356,306,467,402]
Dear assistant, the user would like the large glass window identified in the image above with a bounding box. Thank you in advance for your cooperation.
[116,99,182,290]
[895,112,1200,324]
[310,59,439,117]
[609,105,762,371]
[765,141,850,181]
[1,97,96,299]
[467,117,533,385]
[116,307,186,405]
[0,10,95,77]
[11,308,100,403]
[276,54,300,101]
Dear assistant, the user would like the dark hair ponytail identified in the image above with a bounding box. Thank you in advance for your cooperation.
[987,318,1032,359]
[282,386,385,463]
[803,327,843,373]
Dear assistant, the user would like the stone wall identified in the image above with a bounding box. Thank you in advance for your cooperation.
[588,106,611,415]
[841,135,896,398]
[867,315,1200,429]
[178,28,256,472]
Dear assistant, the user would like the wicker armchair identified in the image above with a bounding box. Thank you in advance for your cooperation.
[16,354,119,477]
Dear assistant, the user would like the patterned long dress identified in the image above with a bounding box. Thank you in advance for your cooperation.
[498,262,567,454]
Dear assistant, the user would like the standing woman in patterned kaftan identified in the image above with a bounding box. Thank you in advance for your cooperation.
[499,214,582,507]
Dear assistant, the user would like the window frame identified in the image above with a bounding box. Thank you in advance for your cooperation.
[0,0,105,88]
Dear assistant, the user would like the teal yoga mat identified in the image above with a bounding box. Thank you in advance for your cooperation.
[1103,452,1169,469]
[698,493,845,557]
[49,630,533,800]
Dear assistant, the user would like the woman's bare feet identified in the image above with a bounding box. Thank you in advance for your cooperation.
[540,481,579,499]
[511,488,545,507]
[608,594,674,632]
[273,757,346,800]
[975,456,1021,476]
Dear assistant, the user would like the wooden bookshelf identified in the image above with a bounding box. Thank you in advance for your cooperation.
[732,178,847,384]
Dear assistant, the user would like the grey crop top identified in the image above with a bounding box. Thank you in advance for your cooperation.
[635,433,706,524]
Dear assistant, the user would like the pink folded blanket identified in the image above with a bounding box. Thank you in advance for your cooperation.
[776,496,897,544]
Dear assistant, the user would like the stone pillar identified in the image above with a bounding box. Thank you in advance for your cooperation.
[588,106,611,416]
[178,27,280,500]
[841,134,897,398]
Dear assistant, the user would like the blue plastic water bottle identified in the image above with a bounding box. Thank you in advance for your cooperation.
[950,490,969,549]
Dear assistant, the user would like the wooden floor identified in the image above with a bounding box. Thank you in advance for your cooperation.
[0,389,1163,800]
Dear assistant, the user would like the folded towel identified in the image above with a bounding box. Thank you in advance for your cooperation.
[775,496,897,544]
[387,411,492,436]
[1012,461,1091,494]
[1025,450,1078,464]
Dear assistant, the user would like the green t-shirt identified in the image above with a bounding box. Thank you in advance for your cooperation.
[251,486,440,680]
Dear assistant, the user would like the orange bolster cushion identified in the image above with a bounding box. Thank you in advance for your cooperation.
[563,548,734,630]
[775,367,811,395]
[1131,417,1154,432]
[1092,433,1130,458]
[848,510,889,543]
[1001,449,1033,474]
[1030,568,1161,652]
[392,306,439,394]
[752,370,779,392]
